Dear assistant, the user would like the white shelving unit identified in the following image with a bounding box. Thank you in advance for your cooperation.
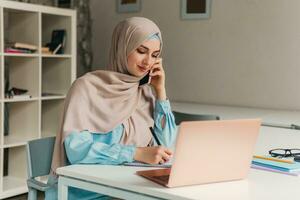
[0,1,76,198]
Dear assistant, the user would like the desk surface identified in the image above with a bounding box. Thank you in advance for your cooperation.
[171,101,300,126]
[57,102,300,199]
[57,164,300,200]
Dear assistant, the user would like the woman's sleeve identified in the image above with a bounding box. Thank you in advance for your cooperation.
[153,100,177,147]
[64,130,136,165]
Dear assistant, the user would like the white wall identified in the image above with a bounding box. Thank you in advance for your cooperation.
[90,0,300,110]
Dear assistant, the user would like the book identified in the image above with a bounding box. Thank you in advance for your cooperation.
[252,157,300,172]
[42,47,49,51]
[42,47,51,54]
[13,42,37,51]
[5,42,37,52]
[251,164,300,176]
[48,29,66,54]
[8,94,32,99]
[4,47,33,54]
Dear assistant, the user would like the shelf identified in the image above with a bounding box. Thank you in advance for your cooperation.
[41,95,66,100]
[2,146,27,195]
[4,8,39,51]
[3,135,35,148]
[42,54,72,58]
[4,97,39,102]
[0,176,27,199]
[3,101,39,146]
[4,56,40,98]
[0,9,2,53]
[0,1,76,198]
[42,13,71,54]
[4,53,39,57]
[4,53,72,58]
[41,99,64,138]
[42,57,71,95]
[0,57,2,99]
[0,103,2,145]
[0,148,2,191]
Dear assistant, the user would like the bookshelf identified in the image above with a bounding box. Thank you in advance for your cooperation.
[0,1,76,199]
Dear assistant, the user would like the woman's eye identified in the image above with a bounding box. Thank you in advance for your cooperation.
[137,49,146,54]
[152,54,159,58]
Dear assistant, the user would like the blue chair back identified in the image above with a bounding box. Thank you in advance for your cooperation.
[26,136,55,178]
[173,111,220,125]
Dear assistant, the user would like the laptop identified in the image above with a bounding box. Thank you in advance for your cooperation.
[136,119,261,187]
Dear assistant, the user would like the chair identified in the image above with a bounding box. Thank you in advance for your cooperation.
[172,111,220,125]
[26,136,56,200]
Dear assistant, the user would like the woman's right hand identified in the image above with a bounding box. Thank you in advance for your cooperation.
[134,146,173,164]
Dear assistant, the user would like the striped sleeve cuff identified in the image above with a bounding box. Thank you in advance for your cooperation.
[155,99,172,114]
[118,145,136,163]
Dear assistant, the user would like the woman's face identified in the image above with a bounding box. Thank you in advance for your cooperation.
[127,39,160,77]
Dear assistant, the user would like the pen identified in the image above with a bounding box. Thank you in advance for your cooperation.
[149,127,161,146]
[262,122,300,130]
[262,122,292,129]
[253,155,294,164]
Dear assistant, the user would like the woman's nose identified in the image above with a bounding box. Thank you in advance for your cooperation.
[142,55,151,65]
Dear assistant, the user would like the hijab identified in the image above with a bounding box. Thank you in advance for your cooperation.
[51,17,162,172]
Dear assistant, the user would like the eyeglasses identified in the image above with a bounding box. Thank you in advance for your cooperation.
[269,148,300,158]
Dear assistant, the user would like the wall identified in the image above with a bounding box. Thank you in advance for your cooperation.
[90,0,300,110]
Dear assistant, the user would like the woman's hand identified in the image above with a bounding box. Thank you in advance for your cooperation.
[149,58,167,100]
[134,146,173,164]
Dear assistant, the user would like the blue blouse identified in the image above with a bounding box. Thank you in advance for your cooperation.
[45,100,177,200]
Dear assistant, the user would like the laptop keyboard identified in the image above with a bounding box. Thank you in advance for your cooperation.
[152,175,170,182]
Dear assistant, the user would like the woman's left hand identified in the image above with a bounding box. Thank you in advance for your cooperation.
[150,58,167,100]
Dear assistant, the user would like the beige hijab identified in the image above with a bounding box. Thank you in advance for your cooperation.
[51,17,162,172]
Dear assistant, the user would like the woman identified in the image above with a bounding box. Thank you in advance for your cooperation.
[46,17,177,200]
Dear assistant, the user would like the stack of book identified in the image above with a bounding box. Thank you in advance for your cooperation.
[252,155,300,176]
[5,42,37,53]
[5,87,31,99]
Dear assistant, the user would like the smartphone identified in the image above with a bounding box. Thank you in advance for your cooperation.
[139,71,151,86]
[139,58,160,86]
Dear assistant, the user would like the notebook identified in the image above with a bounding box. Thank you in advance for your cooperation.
[252,158,300,172]
[251,164,300,176]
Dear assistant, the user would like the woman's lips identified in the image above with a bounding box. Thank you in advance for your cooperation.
[138,65,148,72]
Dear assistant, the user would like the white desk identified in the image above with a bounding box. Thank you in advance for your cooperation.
[57,102,300,199]
[57,126,300,200]
[57,164,300,200]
